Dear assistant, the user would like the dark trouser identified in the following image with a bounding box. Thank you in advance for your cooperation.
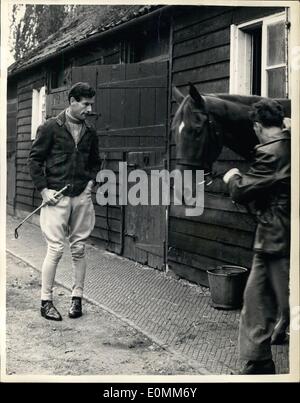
[238,253,290,361]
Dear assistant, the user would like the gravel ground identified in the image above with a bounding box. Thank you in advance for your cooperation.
[5,253,202,378]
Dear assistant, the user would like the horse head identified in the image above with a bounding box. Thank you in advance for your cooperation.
[172,83,223,179]
[172,83,291,203]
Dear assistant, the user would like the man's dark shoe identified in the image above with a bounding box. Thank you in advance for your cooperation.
[41,301,62,321]
[68,297,82,318]
[238,359,276,375]
[271,321,289,345]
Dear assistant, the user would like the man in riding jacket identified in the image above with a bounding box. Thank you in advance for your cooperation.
[223,99,290,375]
[28,82,101,321]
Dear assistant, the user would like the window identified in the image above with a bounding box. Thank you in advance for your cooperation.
[31,86,46,140]
[49,61,71,90]
[230,12,289,98]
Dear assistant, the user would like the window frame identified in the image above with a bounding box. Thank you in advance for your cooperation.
[230,11,289,98]
[31,86,46,140]
[261,13,288,98]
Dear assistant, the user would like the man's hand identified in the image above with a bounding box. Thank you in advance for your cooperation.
[41,188,63,205]
[84,180,94,193]
[223,168,242,184]
[84,180,94,200]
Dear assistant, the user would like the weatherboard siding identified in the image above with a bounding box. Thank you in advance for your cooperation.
[9,5,286,286]
[168,6,283,285]
[15,70,46,213]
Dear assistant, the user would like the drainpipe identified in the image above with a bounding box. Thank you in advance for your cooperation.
[164,12,174,274]
[118,152,126,255]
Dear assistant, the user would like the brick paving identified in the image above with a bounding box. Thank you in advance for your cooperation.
[6,214,289,375]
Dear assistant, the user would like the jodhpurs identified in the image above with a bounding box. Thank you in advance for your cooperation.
[40,190,95,300]
[239,253,290,361]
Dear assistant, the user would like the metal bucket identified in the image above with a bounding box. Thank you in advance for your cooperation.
[207,265,248,310]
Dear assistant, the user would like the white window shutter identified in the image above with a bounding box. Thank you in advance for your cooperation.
[39,86,46,124]
[31,89,39,140]
[229,24,252,95]
[31,86,46,140]
[229,24,239,94]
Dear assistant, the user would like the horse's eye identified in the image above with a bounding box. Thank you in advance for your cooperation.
[179,121,185,134]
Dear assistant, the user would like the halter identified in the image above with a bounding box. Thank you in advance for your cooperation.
[193,97,224,186]
[198,106,256,222]
[174,94,224,186]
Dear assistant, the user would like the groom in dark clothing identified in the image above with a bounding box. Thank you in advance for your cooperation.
[223,99,291,374]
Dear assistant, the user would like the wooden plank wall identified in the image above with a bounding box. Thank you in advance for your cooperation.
[11,5,284,281]
[74,40,121,67]
[94,63,168,258]
[14,70,46,213]
[7,89,17,209]
[13,38,121,225]
[71,62,168,257]
[168,6,283,286]
[12,28,168,254]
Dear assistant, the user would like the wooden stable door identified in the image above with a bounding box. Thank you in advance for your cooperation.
[125,150,167,269]
[94,63,168,269]
[46,62,169,269]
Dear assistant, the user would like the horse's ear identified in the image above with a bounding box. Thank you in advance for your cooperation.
[173,86,185,104]
[189,82,206,110]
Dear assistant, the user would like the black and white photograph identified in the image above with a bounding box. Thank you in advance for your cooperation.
[1,0,299,385]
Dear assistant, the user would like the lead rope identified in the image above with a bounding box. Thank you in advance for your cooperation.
[205,170,257,226]
[192,100,256,226]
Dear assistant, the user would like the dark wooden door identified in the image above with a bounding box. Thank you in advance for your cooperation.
[125,150,167,269]
[46,87,69,118]
[94,62,168,269]
[46,62,169,269]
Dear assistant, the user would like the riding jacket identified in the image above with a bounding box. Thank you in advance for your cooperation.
[228,131,290,256]
[28,110,101,197]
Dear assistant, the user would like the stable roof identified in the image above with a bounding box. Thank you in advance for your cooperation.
[8,5,164,76]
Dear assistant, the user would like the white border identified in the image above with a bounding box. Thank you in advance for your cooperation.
[1,0,299,384]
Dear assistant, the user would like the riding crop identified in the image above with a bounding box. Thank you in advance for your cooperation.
[14,184,70,239]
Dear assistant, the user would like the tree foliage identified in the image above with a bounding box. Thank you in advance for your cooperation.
[10,4,70,61]
[10,4,142,62]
